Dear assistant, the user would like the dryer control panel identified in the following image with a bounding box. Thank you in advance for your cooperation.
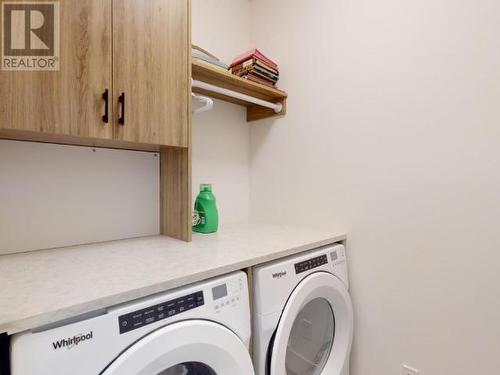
[294,254,328,274]
[118,291,204,334]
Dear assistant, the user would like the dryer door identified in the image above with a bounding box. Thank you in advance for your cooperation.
[269,272,353,375]
[101,320,254,375]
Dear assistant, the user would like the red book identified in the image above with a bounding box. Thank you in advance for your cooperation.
[230,57,279,75]
[230,48,277,69]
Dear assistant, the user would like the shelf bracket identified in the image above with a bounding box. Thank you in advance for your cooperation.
[191,93,214,114]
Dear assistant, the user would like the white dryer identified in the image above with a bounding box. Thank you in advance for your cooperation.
[253,244,353,375]
[10,271,254,375]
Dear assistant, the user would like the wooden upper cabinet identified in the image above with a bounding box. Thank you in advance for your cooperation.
[0,0,189,148]
[0,0,113,139]
[113,0,190,148]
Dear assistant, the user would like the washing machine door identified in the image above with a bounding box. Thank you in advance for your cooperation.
[268,272,353,375]
[101,320,254,375]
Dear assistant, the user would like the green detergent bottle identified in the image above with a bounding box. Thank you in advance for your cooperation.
[193,184,219,233]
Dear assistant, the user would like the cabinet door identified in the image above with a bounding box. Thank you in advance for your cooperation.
[0,0,112,139]
[113,0,190,147]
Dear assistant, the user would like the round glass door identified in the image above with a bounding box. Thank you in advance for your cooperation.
[269,272,353,375]
[158,362,216,375]
[285,298,335,375]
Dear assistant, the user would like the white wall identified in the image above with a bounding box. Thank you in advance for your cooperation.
[0,140,159,254]
[249,1,500,374]
[192,0,251,224]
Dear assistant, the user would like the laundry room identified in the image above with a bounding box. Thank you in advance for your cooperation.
[1,0,500,374]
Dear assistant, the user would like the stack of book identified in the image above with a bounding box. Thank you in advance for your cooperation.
[229,49,279,88]
[192,45,228,72]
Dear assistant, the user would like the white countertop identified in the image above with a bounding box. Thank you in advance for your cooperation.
[0,222,345,335]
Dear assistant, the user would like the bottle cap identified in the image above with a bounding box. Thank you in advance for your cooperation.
[200,184,212,192]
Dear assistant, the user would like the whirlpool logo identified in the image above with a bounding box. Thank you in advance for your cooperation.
[52,331,93,350]
[1,1,60,71]
[272,271,287,279]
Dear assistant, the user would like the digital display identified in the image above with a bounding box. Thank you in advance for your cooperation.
[212,284,228,300]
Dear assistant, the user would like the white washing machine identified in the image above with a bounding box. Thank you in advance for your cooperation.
[10,271,255,375]
[253,244,353,375]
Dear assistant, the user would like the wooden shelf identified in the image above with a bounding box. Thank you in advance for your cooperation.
[192,58,288,122]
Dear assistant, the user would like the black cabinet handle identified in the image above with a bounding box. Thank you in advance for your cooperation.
[118,93,125,125]
[102,89,109,123]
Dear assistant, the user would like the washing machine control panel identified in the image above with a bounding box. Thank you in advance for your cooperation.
[294,254,328,274]
[118,291,204,334]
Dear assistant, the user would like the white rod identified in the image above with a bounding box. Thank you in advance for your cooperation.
[192,79,283,113]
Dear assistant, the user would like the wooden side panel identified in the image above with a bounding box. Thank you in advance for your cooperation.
[113,0,189,147]
[159,0,191,242]
[244,266,255,357]
[160,147,191,241]
[0,0,112,139]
